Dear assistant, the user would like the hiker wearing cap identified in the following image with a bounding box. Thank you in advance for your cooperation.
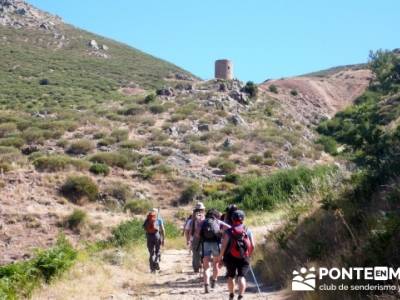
[143,208,165,273]
[184,202,205,273]
[223,204,238,226]
[199,208,231,293]
[218,210,255,300]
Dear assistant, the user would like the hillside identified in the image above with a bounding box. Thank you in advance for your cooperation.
[260,66,372,125]
[0,0,196,112]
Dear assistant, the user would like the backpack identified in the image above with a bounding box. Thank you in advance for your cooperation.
[200,217,221,242]
[144,212,159,234]
[228,225,253,259]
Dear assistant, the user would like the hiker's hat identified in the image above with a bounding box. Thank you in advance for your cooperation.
[194,202,205,210]
[232,210,245,222]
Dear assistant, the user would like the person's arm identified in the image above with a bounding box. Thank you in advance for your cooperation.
[218,232,229,262]
[217,219,231,230]
[184,219,192,246]
[248,229,255,255]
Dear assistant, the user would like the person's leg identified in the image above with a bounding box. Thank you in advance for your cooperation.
[228,277,235,299]
[154,236,161,270]
[237,276,246,296]
[203,256,211,292]
[211,256,219,280]
[147,235,156,272]
[192,238,201,272]
[225,257,236,299]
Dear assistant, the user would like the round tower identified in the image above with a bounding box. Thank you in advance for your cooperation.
[215,59,233,80]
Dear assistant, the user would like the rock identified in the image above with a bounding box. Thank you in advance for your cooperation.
[175,73,193,81]
[157,87,175,97]
[165,126,179,137]
[219,83,227,92]
[229,90,249,105]
[222,138,233,149]
[88,39,99,50]
[283,141,293,151]
[228,114,246,126]
[198,124,209,131]
[101,44,109,51]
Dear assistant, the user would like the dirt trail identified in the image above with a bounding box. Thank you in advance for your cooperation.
[137,248,288,300]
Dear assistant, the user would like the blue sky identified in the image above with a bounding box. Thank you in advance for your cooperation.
[30,0,398,82]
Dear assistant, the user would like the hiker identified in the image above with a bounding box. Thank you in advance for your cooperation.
[218,210,255,300]
[223,204,238,226]
[200,208,231,293]
[143,208,165,273]
[184,202,206,273]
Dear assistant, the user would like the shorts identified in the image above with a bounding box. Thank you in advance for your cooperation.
[224,254,250,278]
[202,241,220,258]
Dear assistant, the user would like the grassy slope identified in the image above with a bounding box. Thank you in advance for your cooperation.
[0,24,195,111]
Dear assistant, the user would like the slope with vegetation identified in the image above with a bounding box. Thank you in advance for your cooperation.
[256,49,400,299]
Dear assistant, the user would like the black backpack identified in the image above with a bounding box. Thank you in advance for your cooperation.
[200,217,221,242]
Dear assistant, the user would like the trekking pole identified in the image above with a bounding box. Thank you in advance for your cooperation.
[249,264,264,299]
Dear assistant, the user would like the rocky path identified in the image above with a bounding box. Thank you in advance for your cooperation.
[137,249,287,300]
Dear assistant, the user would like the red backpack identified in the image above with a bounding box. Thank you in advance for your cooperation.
[228,225,253,259]
[144,212,159,234]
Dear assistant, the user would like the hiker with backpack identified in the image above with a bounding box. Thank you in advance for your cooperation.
[223,204,238,226]
[199,208,231,293]
[218,210,254,300]
[143,208,165,273]
[184,202,206,273]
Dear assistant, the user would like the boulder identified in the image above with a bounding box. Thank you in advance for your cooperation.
[157,87,175,97]
[88,39,99,50]
[222,138,233,149]
[229,90,249,105]
[198,124,210,132]
[101,44,109,51]
[228,114,247,126]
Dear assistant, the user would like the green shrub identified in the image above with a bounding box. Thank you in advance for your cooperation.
[242,81,258,98]
[180,182,201,204]
[110,219,146,246]
[104,181,131,203]
[290,89,298,96]
[119,139,144,150]
[189,142,209,155]
[119,104,144,116]
[248,154,263,164]
[0,123,17,138]
[66,139,94,155]
[124,199,152,214]
[269,84,278,94]
[149,103,165,114]
[110,129,129,142]
[144,94,156,103]
[224,173,240,184]
[0,236,76,299]
[21,128,45,144]
[317,136,338,155]
[90,152,129,169]
[97,137,117,147]
[0,137,24,148]
[93,132,107,139]
[218,160,237,174]
[64,209,87,231]
[141,155,162,167]
[60,176,99,203]
[89,163,110,176]
[33,155,89,172]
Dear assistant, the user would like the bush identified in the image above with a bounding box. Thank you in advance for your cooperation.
[0,236,76,299]
[317,136,338,155]
[189,142,209,155]
[0,123,17,138]
[124,199,152,214]
[39,78,50,85]
[66,139,94,155]
[248,154,263,164]
[60,176,99,203]
[110,219,146,246]
[290,89,298,96]
[89,163,110,176]
[180,182,201,204]
[64,209,87,231]
[0,137,24,148]
[218,160,237,174]
[242,81,258,98]
[119,139,144,150]
[90,152,129,168]
[33,155,89,172]
[104,181,131,203]
[144,94,156,104]
[110,129,129,143]
[149,103,165,114]
[269,84,278,94]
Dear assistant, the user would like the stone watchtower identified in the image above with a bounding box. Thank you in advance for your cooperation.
[215,59,233,80]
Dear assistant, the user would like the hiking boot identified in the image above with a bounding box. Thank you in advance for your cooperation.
[237,295,243,300]
[210,278,216,288]
[155,263,160,271]
[229,293,234,300]
[204,284,209,294]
